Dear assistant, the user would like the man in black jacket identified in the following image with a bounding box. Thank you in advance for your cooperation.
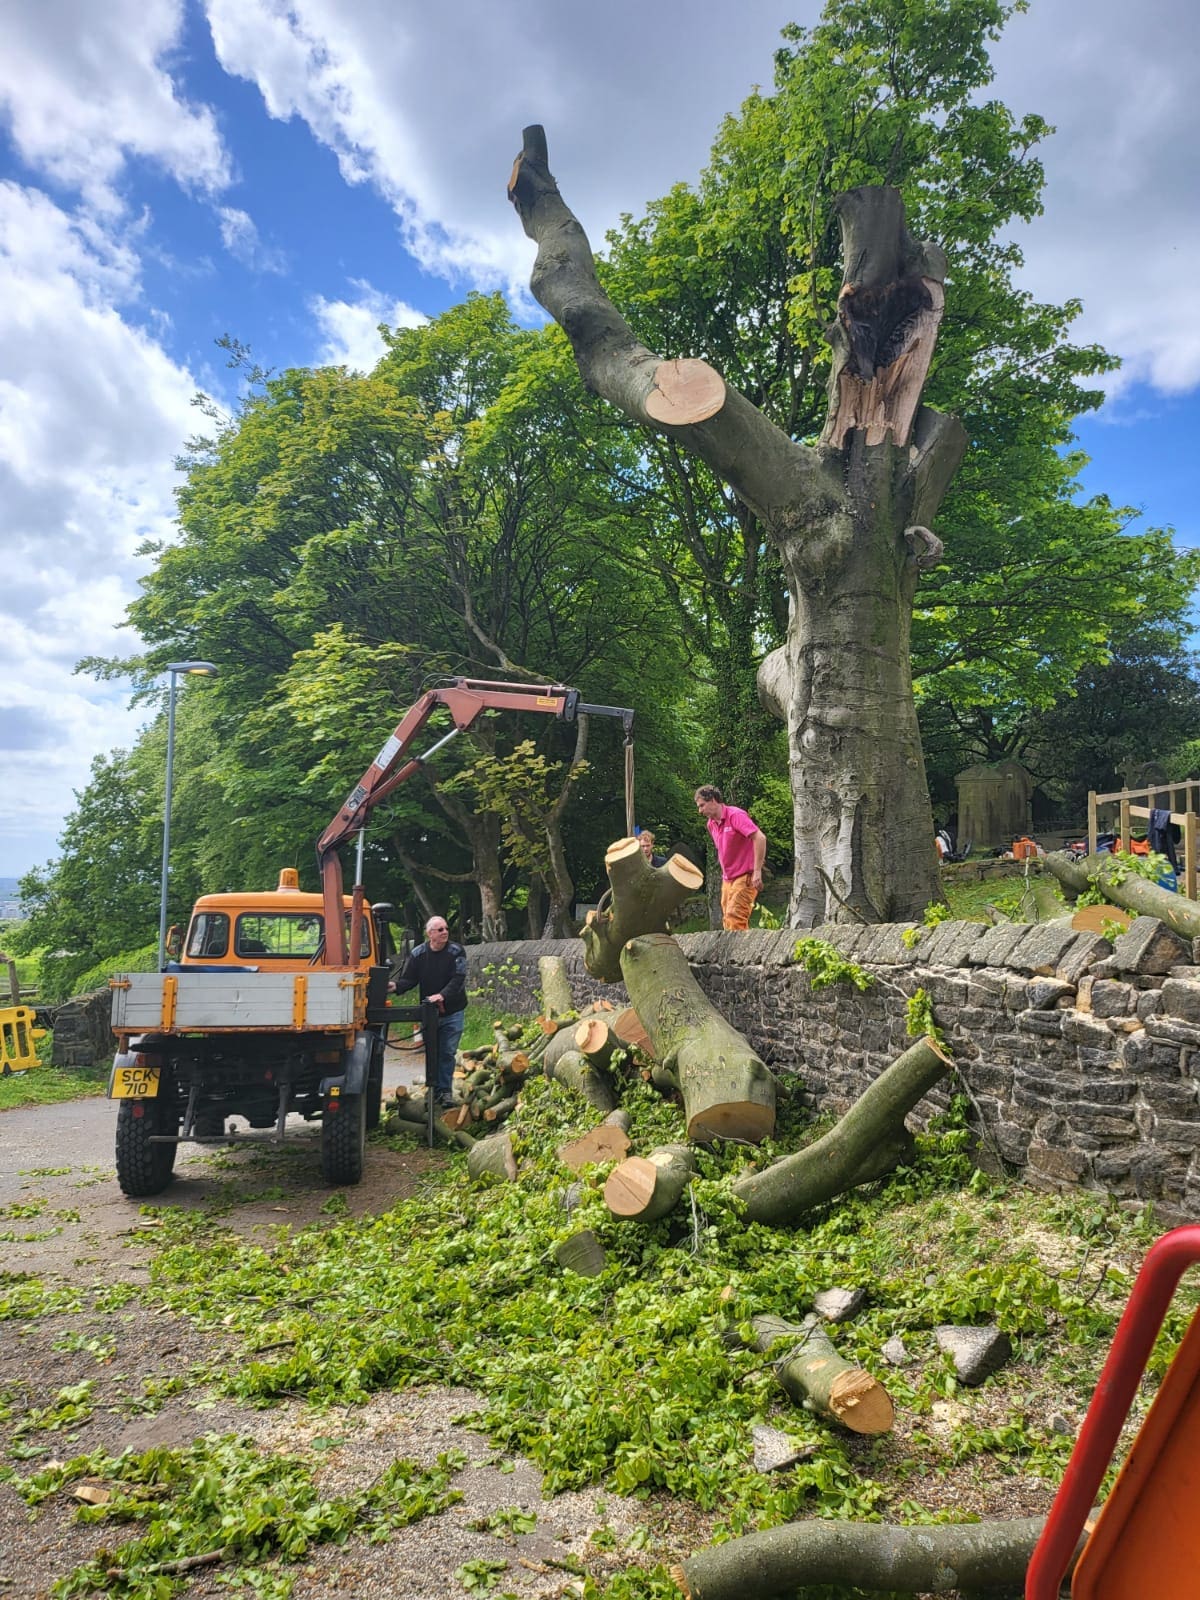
[391,916,468,1106]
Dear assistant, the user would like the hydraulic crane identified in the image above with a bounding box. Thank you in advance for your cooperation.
[314,677,635,966]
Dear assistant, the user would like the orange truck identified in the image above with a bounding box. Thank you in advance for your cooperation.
[107,678,634,1196]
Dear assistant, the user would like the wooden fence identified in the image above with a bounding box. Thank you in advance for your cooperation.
[1087,782,1200,901]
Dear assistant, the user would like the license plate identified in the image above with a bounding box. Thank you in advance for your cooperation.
[111,1065,160,1098]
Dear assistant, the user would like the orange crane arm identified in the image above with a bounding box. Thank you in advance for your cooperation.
[315,678,633,965]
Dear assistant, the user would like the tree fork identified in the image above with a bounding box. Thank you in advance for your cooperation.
[582,839,704,982]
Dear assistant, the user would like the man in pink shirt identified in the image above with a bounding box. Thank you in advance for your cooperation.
[694,785,767,930]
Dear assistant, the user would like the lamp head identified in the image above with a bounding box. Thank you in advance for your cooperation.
[165,660,219,677]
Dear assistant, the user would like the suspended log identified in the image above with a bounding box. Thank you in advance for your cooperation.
[558,1109,632,1171]
[582,839,704,982]
[539,955,576,1017]
[467,1131,518,1183]
[555,1228,606,1276]
[733,1038,945,1226]
[745,1314,894,1435]
[574,1017,620,1071]
[1045,849,1200,939]
[546,1048,619,1114]
[672,1514,1069,1599]
[604,1144,695,1223]
[621,933,775,1144]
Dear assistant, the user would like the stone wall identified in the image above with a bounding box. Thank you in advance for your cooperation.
[50,988,113,1072]
[467,916,1200,1222]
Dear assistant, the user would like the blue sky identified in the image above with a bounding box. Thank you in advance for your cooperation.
[0,0,1198,876]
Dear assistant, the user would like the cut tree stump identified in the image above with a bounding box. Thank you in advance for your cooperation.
[558,1110,633,1172]
[732,1037,946,1226]
[672,1514,1067,1598]
[620,933,775,1144]
[604,1144,696,1223]
[744,1314,894,1436]
[582,839,704,982]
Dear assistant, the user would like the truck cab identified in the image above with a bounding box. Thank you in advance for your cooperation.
[108,870,397,1198]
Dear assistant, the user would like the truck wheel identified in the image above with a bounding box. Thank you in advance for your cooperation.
[115,1098,178,1197]
[365,1039,385,1132]
[321,1092,366,1185]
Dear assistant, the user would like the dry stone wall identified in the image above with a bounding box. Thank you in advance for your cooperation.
[468,915,1200,1223]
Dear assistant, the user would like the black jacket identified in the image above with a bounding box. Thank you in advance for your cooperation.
[393,941,468,1015]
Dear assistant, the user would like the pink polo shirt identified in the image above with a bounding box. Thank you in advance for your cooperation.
[707,804,760,881]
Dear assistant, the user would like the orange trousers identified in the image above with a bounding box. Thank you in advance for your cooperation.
[720,874,758,930]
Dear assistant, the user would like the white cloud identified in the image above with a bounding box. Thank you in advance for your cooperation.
[201,0,802,293]
[311,279,426,370]
[990,0,1200,397]
[217,205,287,272]
[0,181,199,871]
[0,0,231,211]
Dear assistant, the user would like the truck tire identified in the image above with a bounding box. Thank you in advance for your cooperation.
[115,1098,178,1197]
[365,1038,385,1132]
[321,1091,366,1185]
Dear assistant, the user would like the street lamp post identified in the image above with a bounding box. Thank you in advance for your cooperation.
[157,661,219,971]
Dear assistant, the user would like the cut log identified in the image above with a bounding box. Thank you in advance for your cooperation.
[557,1110,633,1172]
[482,1094,519,1125]
[538,955,576,1017]
[554,1229,606,1277]
[582,839,704,983]
[620,933,775,1144]
[574,1017,619,1070]
[745,1314,894,1435]
[1045,849,1200,939]
[612,1006,651,1054]
[604,1145,695,1223]
[732,1038,944,1226]
[390,1095,475,1150]
[672,1514,1065,1599]
[540,1024,585,1076]
[546,1048,619,1114]
[467,1131,518,1183]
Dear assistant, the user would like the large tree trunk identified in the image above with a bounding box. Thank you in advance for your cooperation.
[673,1515,1066,1599]
[509,128,964,929]
[621,933,776,1144]
[733,1037,947,1227]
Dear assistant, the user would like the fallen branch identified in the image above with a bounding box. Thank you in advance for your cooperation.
[1045,849,1200,939]
[732,1037,946,1226]
[742,1314,894,1435]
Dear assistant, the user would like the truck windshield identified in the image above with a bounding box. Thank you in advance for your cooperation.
[186,913,229,959]
[234,913,371,960]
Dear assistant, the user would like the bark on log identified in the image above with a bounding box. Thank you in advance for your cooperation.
[747,1314,894,1435]
[673,1514,1066,1598]
[467,1131,518,1183]
[540,1024,585,1076]
[538,955,576,1018]
[621,934,775,1144]
[546,1048,619,1114]
[391,1095,475,1150]
[558,1110,633,1171]
[509,126,963,928]
[1045,850,1200,939]
[733,1038,945,1226]
[555,1228,606,1277]
[604,1144,696,1223]
[582,839,704,982]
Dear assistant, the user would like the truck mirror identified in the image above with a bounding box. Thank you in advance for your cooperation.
[165,925,183,960]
